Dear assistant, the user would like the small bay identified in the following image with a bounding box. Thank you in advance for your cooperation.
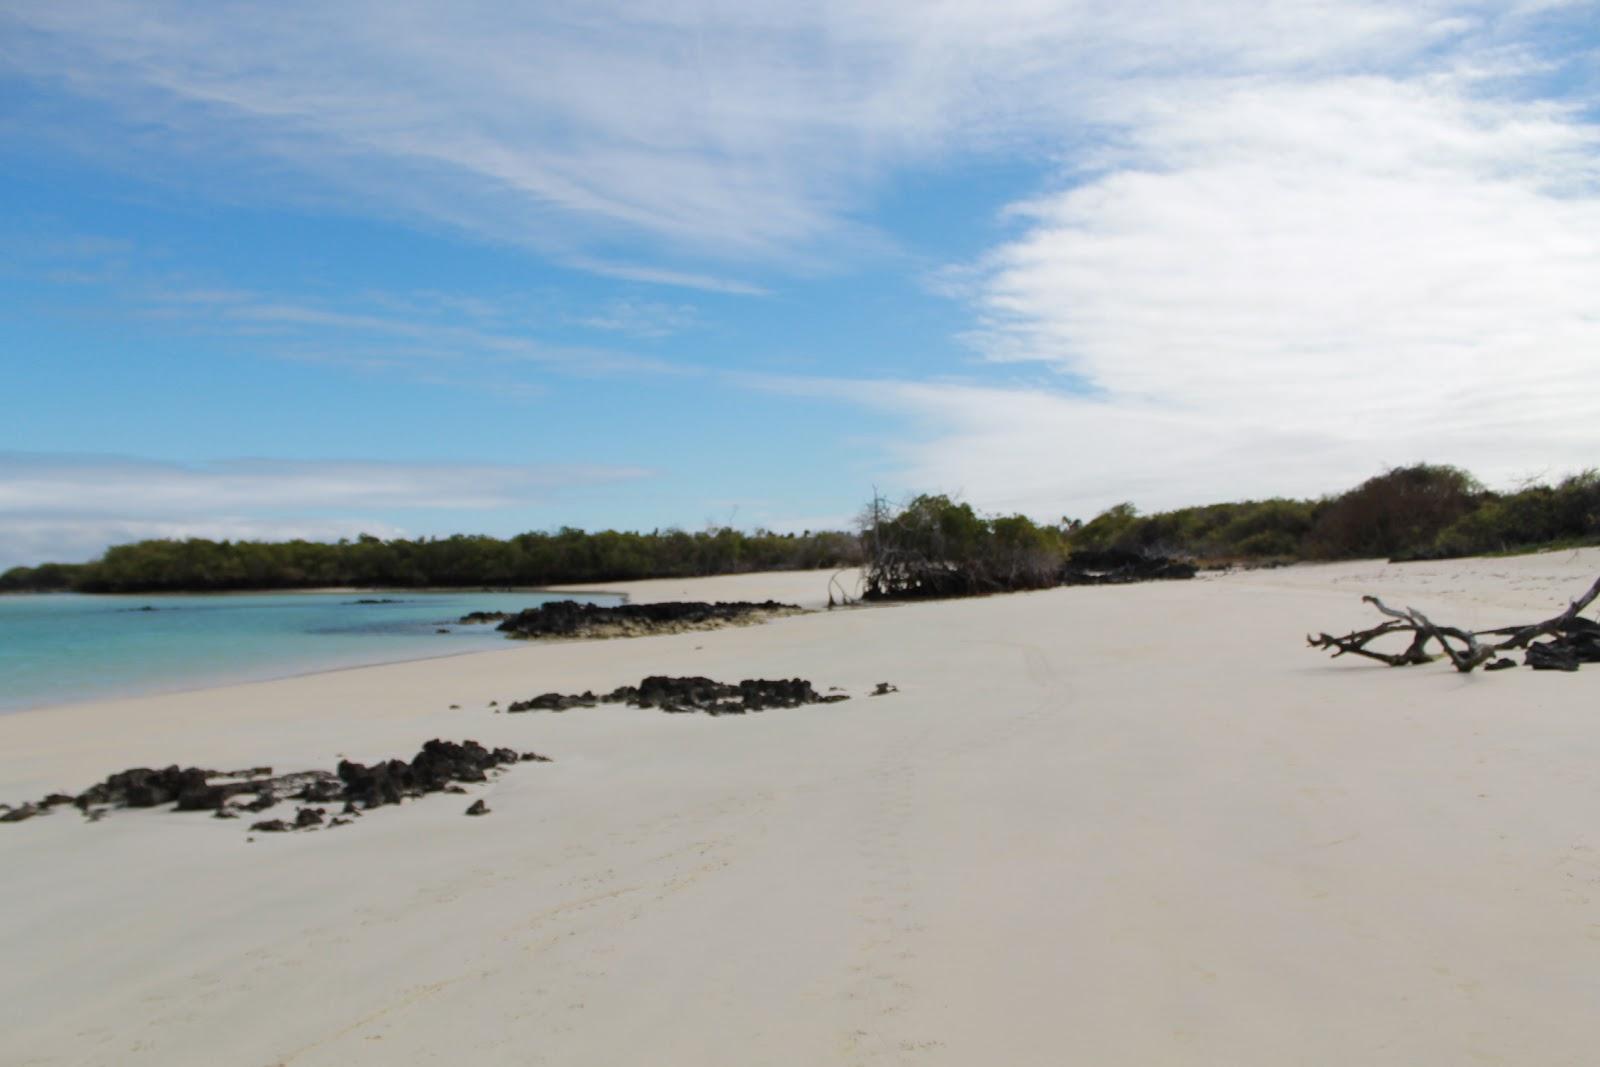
[0,590,620,712]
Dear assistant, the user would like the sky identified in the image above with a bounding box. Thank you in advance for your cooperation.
[2,0,1598,568]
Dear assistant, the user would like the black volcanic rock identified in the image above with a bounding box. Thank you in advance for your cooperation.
[507,676,850,717]
[1528,641,1581,671]
[507,691,598,712]
[336,739,522,812]
[492,600,798,640]
[459,610,512,624]
[7,740,536,833]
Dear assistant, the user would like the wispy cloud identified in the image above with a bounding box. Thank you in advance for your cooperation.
[5,0,1599,523]
[0,453,654,567]
[571,298,698,340]
[11,2,1558,267]
[29,257,696,383]
[563,258,771,296]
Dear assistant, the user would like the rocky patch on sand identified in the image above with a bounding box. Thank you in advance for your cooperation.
[508,675,855,716]
[458,610,512,624]
[1,740,552,830]
[467,600,802,640]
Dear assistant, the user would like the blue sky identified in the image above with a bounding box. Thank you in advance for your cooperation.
[2,1,1598,568]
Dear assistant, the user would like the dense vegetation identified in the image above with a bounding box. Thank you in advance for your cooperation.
[4,464,1597,595]
[1066,465,1600,563]
[860,494,1066,599]
[0,528,863,594]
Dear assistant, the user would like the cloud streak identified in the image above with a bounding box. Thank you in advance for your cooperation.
[0,453,653,567]
[5,0,1599,523]
[10,2,1562,265]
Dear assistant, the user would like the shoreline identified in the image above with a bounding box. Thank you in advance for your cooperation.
[5,556,1600,1064]
[0,574,842,716]
[0,584,636,599]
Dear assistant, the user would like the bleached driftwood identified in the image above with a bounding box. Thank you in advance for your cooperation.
[1307,575,1600,673]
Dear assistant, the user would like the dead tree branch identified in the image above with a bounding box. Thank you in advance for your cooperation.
[1308,575,1600,673]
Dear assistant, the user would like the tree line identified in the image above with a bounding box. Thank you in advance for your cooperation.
[1067,465,1600,563]
[4,465,1597,595]
[0,527,864,594]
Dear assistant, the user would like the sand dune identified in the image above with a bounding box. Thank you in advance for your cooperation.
[3,553,1600,1066]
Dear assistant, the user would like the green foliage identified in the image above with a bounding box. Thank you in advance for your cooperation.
[1068,498,1315,561]
[1432,469,1600,557]
[1060,464,1599,564]
[0,562,85,592]
[862,494,1067,598]
[9,463,1600,596]
[1306,464,1483,560]
[3,527,865,594]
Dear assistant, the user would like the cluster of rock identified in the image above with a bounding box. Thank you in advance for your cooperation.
[0,739,551,829]
[463,600,802,640]
[1061,549,1197,586]
[507,675,852,716]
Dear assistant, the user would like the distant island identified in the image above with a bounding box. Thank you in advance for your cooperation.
[4,464,1596,595]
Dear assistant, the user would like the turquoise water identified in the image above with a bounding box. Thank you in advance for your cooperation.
[0,591,621,712]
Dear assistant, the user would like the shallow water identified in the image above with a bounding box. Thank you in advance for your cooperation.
[0,590,620,712]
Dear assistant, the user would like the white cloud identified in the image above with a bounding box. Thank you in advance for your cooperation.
[4,1,1557,265]
[0,454,650,515]
[916,71,1600,516]
[4,0,1599,519]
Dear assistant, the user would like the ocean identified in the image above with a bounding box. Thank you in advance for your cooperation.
[0,590,621,712]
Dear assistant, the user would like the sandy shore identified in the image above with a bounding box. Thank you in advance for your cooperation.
[4,554,1600,1065]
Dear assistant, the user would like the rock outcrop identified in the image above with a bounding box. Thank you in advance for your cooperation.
[508,676,851,716]
[5,740,536,833]
[488,600,801,640]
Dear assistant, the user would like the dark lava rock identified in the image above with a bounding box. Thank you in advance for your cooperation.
[507,676,850,717]
[0,803,40,823]
[871,683,899,696]
[4,740,546,834]
[507,691,598,713]
[493,600,798,640]
[465,799,490,816]
[1484,658,1519,671]
[337,739,522,811]
[1062,549,1197,586]
[1528,641,1581,671]
[73,765,216,810]
[1559,626,1600,663]
[459,610,512,624]
[295,777,344,803]
[347,598,405,605]
[520,751,552,762]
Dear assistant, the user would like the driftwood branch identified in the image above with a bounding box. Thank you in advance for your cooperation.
[1308,574,1600,673]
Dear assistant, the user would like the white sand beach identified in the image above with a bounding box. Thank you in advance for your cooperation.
[4,553,1600,1066]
